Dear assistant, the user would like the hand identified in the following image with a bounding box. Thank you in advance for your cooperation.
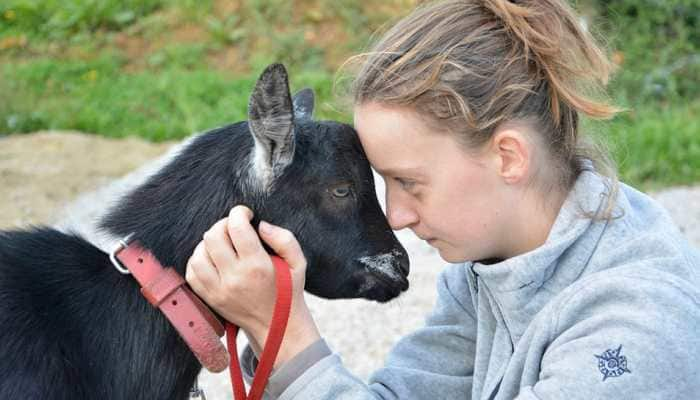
[186,205,321,366]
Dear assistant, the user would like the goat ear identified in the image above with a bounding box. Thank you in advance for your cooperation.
[292,88,314,121]
[248,63,295,187]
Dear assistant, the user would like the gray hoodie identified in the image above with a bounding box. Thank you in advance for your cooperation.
[242,168,700,399]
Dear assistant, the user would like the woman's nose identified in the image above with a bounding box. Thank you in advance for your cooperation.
[386,192,419,231]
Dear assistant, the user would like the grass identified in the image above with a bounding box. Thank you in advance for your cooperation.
[0,0,698,190]
[0,54,342,141]
[588,101,700,190]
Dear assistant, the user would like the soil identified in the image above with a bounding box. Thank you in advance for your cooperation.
[0,131,173,229]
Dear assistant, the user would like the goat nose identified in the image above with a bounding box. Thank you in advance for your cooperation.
[397,250,410,276]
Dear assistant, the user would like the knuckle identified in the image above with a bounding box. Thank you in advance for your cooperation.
[227,216,247,233]
[185,267,195,283]
[186,255,198,270]
[189,245,206,264]
[203,229,220,245]
[222,276,244,294]
[194,240,206,253]
[228,228,248,244]
[188,260,204,275]
[246,265,268,282]
[204,219,226,240]
[240,234,259,249]
[278,229,294,243]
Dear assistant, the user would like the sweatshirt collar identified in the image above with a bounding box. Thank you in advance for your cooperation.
[471,167,611,294]
[468,168,613,343]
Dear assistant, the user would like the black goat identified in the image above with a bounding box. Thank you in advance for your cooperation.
[0,64,409,400]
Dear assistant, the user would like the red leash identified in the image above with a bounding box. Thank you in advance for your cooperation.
[226,255,293,400]
[111,237,293,400]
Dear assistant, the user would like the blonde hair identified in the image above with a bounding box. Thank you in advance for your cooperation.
[348,0,623,216]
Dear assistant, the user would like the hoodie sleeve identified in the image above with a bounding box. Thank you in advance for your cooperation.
[244,263,478,400]
[515,270,700,400]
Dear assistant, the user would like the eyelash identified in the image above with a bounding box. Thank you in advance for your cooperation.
[395,177,416,191]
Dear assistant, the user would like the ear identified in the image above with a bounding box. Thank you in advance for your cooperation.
[248,63,295,188]
[292,88,315,121]
[490,127,530,185]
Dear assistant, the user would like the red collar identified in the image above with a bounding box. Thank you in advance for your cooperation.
[111,237,229,372]
[110,235,293,400]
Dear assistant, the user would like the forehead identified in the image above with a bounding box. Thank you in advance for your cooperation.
[294,120,370,181]
[353,103,458,174]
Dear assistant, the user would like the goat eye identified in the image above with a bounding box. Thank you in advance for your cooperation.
[331,186,351,198]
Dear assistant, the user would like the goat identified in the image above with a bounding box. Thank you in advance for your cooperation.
[0,63,409,400]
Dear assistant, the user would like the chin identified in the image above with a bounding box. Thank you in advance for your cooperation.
[440,254,469,264]
[436,247,471,264]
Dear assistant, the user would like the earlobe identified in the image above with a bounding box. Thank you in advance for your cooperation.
[493,129,530,185]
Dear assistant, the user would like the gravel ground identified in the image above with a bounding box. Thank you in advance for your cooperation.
[2,132,699,398]
[0,131,173,229]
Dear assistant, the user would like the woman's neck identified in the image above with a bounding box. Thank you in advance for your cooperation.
[500,187,568,260]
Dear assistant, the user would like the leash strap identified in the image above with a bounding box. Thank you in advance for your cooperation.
[114,241,230,372]
[112,238,293,398]
[227,256,293,400]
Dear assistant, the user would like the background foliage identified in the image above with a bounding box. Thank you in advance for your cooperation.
[1,0,698,189]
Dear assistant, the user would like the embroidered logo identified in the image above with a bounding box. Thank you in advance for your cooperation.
[594,345,631,381]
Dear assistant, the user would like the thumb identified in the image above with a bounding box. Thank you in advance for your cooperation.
[258,221,307,273]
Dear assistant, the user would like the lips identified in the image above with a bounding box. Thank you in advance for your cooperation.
[421,236,437,244]
[414,231,436,242]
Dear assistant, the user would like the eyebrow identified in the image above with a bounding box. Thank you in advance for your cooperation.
[373,166,426,178]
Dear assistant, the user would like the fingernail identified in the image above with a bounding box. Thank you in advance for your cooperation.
[231,205,253,219]
[259,220,273,235]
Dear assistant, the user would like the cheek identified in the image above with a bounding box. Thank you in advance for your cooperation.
[435,205,486,242]
[429,174,500,242]
[427,201,499,263]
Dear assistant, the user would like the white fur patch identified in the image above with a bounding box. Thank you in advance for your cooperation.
[358,249,404,281]
[248,140,274,190]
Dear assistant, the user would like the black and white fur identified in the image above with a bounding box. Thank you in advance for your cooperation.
[0,64,409,400]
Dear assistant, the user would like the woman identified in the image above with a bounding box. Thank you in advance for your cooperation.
[185,1,700,398]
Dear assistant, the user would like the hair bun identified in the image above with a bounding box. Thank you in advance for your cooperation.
[483,0,619,120]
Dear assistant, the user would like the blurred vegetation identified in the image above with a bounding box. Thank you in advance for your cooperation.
[580,0,700,189]
[0,0,698,189]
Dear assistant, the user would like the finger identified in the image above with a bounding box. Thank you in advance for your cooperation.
[258,221,306,271]
[186,241,220,296]
[186,242,208,294]
[203,218,239,271]
[227,205,266,259]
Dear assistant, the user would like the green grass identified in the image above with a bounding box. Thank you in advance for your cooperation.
[0,0,698,189]
[0,55,343,141]
[599,101,700,190]
[0,0,168,39]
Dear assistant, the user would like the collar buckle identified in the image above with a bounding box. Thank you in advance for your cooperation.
[109,233,135,275]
